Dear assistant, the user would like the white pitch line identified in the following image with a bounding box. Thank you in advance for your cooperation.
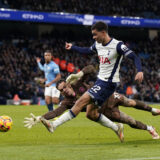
[116,157,160,160]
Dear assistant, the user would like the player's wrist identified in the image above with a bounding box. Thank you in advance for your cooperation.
[77,71,84,78]
[36,116,41,122]
[71,45,76,50]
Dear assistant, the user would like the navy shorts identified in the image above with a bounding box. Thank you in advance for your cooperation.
[87,78,117,107]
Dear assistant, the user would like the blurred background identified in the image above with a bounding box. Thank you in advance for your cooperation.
[0,0,159,105]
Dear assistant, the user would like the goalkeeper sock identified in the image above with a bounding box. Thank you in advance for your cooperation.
[52,110,76,128]
[97,114,118,131]
[147,125,153,131]
[47,103,53,111]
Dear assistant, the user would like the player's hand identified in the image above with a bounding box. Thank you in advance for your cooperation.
[135,72,143,83]
[45,83,51,87]
[35,77,45,84]
[65,42,72,50]
[39,78,46,84]
[66,71,83,84]
[24,113,41,129]
[36,57,41,63]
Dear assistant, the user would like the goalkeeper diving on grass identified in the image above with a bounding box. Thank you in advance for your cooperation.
[24,65,160,140]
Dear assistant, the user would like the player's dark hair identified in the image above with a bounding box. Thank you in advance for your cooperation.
[44,50,52,55]
[56,79,66,89]
[91,21,108,32]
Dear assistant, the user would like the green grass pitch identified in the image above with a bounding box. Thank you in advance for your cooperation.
[0,105,160,160]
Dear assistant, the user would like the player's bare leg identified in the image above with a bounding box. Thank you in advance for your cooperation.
[71,92,91,115]
[40,92,90,133]
[86,104,124,142]
[121,96,160,116]
[116,111,159,139]
[40,92,124,142]
[45,96,53,111]
[52,97,59,105]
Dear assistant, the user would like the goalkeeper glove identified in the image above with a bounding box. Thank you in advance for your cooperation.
[66,71,84,84]
[24,113,41,129]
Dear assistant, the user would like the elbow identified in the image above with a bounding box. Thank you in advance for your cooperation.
[58,74,61,81]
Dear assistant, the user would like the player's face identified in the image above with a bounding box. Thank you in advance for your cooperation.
[58,82,75,97]
[92,29,105,43]
[44,52,52,63]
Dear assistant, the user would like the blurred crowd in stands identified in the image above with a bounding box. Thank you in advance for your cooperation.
[0,30,159,104]
[0,0,160,18]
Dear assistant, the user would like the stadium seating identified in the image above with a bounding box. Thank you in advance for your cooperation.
[1,0,160,18]
[0,32,159,103]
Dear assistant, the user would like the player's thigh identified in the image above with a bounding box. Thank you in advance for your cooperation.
[88,79,116,107]
[120,95,136,107]
[119,111,136,125]
[45,87,52,97]
[72,92,91,113]
[51,87,60,99]
[52,97,59,104]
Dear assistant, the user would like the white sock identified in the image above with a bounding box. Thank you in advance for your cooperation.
[152,108,157,113]
[52,110,75,128]
[98,114,118,131]
[147,125,153,131]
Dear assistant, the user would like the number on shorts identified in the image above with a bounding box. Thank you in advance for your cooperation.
[91,85,101,93]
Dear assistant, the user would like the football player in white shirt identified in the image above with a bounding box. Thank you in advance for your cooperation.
[40,21,143,137]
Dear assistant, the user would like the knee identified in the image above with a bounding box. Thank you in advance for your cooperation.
[86,113,96,121]
[86,112,91,120]
[128,99,136,106]
[45,99,51,105]
[77,94,90,106]
[52,98,59,104]
[86,111,98,121]
[110,112,120,121]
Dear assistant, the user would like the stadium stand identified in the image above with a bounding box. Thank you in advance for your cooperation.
[1,0,160,18]
[0,0,159,104]
[0,30,159,103]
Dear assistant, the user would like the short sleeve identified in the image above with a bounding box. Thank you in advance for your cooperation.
[53,63,60,74]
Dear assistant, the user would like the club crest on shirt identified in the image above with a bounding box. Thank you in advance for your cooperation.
[79,86,86,93]
[121,44,128,52]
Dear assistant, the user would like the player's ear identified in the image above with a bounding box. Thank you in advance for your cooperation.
[102,30,106,34]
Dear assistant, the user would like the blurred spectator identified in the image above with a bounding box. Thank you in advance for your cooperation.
[0,31,159,103]
[2,0,160,18]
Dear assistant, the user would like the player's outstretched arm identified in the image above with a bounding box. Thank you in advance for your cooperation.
[36,57,44,71]
[117,42,143,83]
[66,65,96,84]
[42,105,68,120]
[65,42,93,54]
[24,105,68,129]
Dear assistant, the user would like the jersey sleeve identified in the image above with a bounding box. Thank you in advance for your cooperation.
[60,98,75,109]
[116,42,133,56]
[71,43,96,55]
[42,104,68,120]
[117,42,142,72]
[53,63,60,74]
[37,62,44,71]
